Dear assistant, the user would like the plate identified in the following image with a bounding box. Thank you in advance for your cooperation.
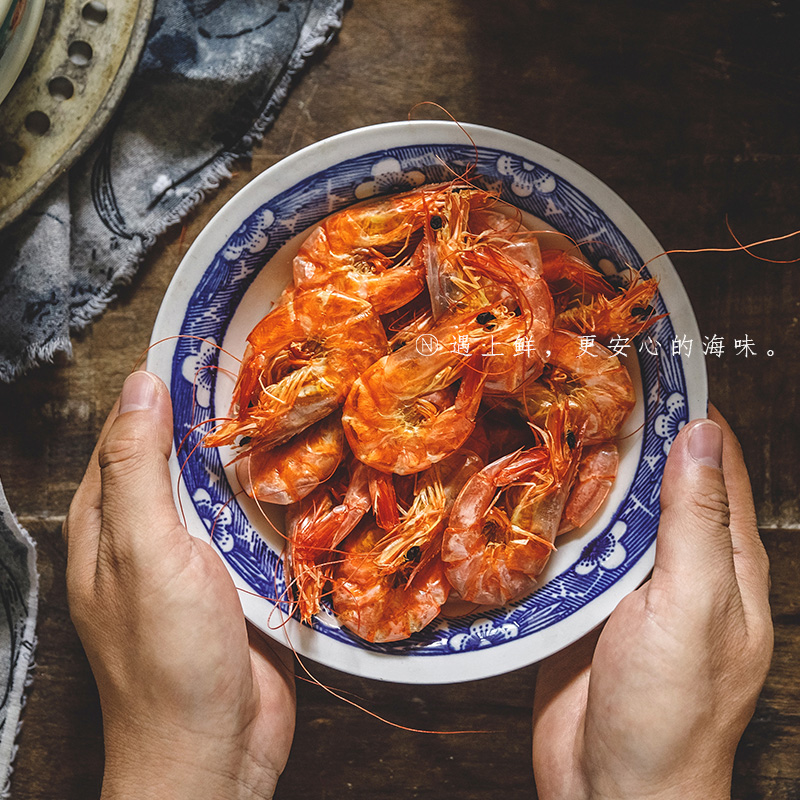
[0,0,44,107]
[147,121,707,684]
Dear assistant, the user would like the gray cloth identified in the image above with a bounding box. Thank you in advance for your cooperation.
[0,0,345,381]
[0,480,37,798]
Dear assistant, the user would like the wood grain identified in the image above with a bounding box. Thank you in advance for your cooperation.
[1,0,797,797]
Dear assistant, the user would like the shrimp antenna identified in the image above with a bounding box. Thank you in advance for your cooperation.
[406,103,499,196]
[265,601,495,735]
[408,102,480,184]
[133,333,243,373]
[642,224,800,268]
[724,218,800,264]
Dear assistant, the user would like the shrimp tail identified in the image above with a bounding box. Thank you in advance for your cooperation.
[370,470,399,530]
[456,351,490,418]
[493,447,550,485]
[558,441,619,534]
[541,249,616,299]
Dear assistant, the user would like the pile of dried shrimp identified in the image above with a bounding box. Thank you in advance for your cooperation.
[203,181,662,643]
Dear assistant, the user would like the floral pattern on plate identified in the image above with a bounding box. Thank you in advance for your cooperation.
[448,619,520,652]
[161,130,700,672]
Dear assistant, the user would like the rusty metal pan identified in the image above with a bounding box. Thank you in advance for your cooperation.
[0,0,154,229]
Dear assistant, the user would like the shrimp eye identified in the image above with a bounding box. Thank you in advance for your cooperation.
[513,306,522,317]
[566,430,577,449]
[632,305,655,319]
[430,215,443,230]
[476,311,496,325]
[239,436,252,447]
[405,546,421,562]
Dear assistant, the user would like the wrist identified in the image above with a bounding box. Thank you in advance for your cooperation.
[589,773,731,800]
[101,723,280,800]
[580,735,734,800]
[102,755,280,800]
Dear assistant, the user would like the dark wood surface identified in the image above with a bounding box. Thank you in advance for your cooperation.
[1,1,798,797]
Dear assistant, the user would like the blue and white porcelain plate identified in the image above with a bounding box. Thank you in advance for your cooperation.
[148,121,707,684]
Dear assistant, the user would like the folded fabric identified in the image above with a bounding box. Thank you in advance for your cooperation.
[0,0,345,381]
[0,478,37,797]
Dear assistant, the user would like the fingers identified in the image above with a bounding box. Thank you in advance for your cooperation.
[532,628,598,796]
[534,626,597,725]
[95,371,185,572]
[247,623,296,687]
[707,405,770,622]
[655,417,741,605]
[247,624,297,776]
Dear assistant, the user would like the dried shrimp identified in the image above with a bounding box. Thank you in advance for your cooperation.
[201,180,659,643]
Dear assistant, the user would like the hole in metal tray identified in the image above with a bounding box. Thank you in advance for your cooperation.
[68,39,93,66]
[81,1,108,24]
[48,75,74,100]
[0,142,25,166]
[24,110,50,135]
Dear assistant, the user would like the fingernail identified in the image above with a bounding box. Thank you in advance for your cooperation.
[688,420,723,469]
[119,371,158,415]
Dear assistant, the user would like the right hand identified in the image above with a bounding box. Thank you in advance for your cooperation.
[532,407,773,800]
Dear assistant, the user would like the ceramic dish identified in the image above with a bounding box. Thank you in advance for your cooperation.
[0,0,20,54]
[147,121,707,684]
[0,0,44,106]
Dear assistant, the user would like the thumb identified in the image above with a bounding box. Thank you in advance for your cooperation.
[654,418,737,596]
[96,371,185,565]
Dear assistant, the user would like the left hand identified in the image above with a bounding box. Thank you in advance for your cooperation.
[64,371,296,800]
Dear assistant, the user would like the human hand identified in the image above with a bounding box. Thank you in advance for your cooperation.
[65,371,296,800]
[532,406,772,800]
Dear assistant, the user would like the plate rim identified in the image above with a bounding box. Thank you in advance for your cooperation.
[0,0,45,106]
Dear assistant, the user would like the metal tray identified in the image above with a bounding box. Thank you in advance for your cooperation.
[0,0,154,229]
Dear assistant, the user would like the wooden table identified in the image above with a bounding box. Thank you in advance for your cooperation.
[1,1,798,797]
